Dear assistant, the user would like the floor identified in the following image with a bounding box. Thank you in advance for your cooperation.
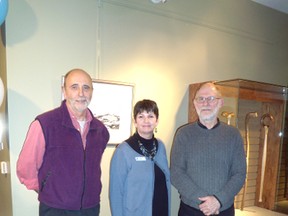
[235,206,288,216]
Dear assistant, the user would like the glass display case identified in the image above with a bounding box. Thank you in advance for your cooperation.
[189,79,288,213]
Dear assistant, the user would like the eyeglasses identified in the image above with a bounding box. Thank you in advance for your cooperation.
[194,96,220,104]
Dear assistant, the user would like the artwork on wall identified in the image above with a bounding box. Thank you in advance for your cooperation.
[89,80,134,145]
[62,77,134,145]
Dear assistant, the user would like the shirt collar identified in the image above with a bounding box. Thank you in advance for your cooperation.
[197,118,220,130]
[66,105,93,123]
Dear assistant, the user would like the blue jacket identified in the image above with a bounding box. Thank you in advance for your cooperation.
[37,101,109,210]
[109,140,171,216]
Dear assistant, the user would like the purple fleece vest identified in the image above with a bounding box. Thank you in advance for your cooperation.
[36,101,109,210]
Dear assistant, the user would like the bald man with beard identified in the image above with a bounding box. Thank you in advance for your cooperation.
[17,69,109,216]
[171,82,246,216]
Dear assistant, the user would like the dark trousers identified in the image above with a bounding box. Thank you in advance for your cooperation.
[39,203,100,216]
[178,201,234,216]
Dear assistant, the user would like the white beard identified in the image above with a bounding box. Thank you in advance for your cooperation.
[68,98,90,113]
[198,107,219,122]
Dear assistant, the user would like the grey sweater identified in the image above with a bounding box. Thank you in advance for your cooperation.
[171,121,246,211]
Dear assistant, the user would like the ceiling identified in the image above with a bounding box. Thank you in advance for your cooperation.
[251,0,288,14]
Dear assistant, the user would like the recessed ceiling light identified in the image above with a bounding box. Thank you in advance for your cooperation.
[151,0,167,3]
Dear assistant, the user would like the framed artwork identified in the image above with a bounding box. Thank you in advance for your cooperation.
[62,78,134,145]
[89,80,134,145]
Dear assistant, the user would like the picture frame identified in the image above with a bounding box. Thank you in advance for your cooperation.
[62,78,134,146]
[89,80,134,145]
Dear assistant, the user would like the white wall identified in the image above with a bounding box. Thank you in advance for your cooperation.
[5,0,288,215]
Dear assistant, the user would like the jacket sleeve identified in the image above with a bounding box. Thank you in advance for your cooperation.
[16,120,45,191]
[109,144,128,216]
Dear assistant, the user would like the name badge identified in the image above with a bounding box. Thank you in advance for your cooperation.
[135,156,146,161]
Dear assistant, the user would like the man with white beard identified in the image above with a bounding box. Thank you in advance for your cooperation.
[171,82,246,216]
[17,69,109,216]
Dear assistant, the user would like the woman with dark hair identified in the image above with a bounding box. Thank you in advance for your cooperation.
[109,99,170,216]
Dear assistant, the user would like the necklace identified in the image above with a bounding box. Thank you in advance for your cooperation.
[138,140,157,160]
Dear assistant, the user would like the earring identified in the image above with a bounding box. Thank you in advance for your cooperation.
[155,127,157,133]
